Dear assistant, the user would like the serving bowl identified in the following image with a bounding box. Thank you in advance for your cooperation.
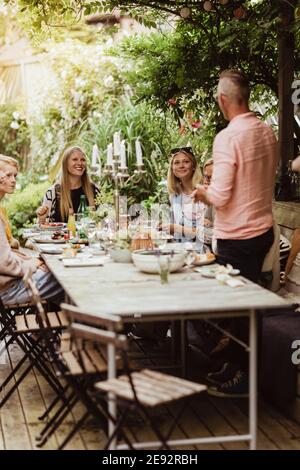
[109,248,132,263]
[132,249,185,274]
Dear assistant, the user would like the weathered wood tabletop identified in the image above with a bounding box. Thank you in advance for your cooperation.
[42,254,288,319]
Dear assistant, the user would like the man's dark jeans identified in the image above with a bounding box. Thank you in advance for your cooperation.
[215,227,274,370]
[216,227,274,283]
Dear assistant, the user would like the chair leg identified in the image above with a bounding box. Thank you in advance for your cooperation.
[139,405,170,450]
[57,410,89,450]
[38,383,71,421]
[105,403,135,450]
[36,394,79,446]
[161,398,189,445]
[0,362,34,408]
[0,333,65,407]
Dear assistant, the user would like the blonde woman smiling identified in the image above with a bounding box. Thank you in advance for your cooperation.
[164,147,205,244]
[37,146,99,223]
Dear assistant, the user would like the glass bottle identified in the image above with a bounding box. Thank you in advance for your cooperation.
[67,208,76,238]
[78,195,88,218]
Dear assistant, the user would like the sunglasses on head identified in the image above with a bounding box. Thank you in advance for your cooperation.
[170,146,194,156]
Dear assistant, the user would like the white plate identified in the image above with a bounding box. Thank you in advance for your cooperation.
[63,258,105,267]
[195,267,219,278]
[33,236,66,244]
[195,266,240,278]
[37,244,63,254]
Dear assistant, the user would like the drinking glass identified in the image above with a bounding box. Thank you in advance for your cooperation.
[152,228,168,251]
[185,250,195,280]
[87,226,99,252]
[157,255,170,285]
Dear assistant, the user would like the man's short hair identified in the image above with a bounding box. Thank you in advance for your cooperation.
[218,69,250,104]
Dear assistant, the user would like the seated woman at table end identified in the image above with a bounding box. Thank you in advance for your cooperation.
[160,146,207,248]
[0,154,64,306]
[37,146,99,223]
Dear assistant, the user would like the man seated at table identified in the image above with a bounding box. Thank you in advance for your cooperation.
[0,154,64,306]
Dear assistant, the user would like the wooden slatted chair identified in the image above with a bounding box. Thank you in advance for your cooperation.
[64,313,207,450]
[0,292,66,409]
[28,302,123,450]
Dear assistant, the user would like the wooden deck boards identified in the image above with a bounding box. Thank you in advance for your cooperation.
[1,343,300,450]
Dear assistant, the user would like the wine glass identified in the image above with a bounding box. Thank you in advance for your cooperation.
[87,226,98,253]
[185,249,195,280]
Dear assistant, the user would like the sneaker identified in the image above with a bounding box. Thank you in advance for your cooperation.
[210,335,230,356]
[187,321,227,358]
[206,362,239,384]
[207,369,249,398]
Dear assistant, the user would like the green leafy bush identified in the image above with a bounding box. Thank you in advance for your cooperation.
[3,181,49,238]
[0,104,31,169]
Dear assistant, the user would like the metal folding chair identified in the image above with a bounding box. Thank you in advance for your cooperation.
[59,306,207,450]
[0,290,66,408]
[21,291,116,449]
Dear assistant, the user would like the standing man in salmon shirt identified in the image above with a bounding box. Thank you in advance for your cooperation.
[192,69,278,283]
[192,69,278,397]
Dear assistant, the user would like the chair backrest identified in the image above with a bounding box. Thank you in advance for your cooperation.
[70,323,128,351]
[23,270,49,328]
[262,223,280,291]
[61,303,123,332]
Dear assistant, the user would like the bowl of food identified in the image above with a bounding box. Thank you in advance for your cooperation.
[193,252,216,266]
[109,248,132,263]
[41,222,65,232]
[132,249,185,274]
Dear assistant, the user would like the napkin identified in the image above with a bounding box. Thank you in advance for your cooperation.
[63,258,105,267]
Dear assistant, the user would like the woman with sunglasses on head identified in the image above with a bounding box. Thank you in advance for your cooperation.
[0,155,64,306]
[37,146,99,223]
[163,147,206,246]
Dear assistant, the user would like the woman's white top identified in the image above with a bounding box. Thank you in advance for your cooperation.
[170,193,206,245]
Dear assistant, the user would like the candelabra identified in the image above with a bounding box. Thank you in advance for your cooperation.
[103,150,146,232]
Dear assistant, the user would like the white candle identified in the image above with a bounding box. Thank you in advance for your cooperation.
[106,143,113,166]
[135,139,143,166]
[120,140,127,168]
[113,131,121,156]
[92,144,99,166]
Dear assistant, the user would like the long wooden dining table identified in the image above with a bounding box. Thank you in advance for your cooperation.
[41,252,289,450]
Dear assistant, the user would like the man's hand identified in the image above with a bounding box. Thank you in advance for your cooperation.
[191,186,210,204]
[204,218,213,228]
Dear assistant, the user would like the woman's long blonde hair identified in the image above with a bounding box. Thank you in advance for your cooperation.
[167,150,202,195]
[60,146,95,221]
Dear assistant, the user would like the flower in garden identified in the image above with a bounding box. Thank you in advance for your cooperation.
[10,121,20,130]
[191,120,201,129]
[75,78,87,88]
[103,75,115,88]
[168,98,177,106]
[234,6,247,19]
[12,111,20,120]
